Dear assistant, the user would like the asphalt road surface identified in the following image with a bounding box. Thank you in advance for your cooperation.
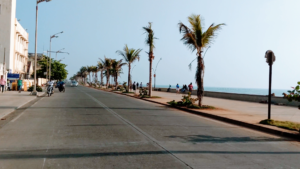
[0,86,299,169]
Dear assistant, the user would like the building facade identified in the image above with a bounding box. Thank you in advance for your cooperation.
[0,0,29,78]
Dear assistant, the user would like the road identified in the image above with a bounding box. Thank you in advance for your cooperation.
[0,86,299,169]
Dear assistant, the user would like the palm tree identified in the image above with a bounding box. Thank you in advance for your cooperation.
[143,22,157,96]
[91,66,98,83]
[79,66,88,84]
[179,14,225,106]
[99,57,113,88]
[111,59,127,87]
[116,44,142,92]
[97,62,104,86]
[86,66,93,83]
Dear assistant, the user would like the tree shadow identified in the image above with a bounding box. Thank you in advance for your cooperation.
[166,135,290,143]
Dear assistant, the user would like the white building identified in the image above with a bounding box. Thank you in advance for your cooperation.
[0,0,29,77]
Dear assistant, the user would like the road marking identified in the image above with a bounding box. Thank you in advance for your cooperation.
[11,112,25,122]
[42,158,46,169]
[77,87,193,169]
[11,97,44,123]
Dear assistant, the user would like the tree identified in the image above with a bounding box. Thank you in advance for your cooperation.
[116,44,142,92]
[86,66,93,83]
[99,57,113,88]
[111,59,126,86]
[283,82,300,109]
[97,62,104,86]
[36,55,68,80]
[79,66,88,84]
[179,14,225,106]
[143,22,157,96]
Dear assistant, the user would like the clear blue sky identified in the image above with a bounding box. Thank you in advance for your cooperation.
[16,0,300,90]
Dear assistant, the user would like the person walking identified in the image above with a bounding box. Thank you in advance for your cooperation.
[136,82,139,89]
[7,80,12,91]
[17,77,23,93]
[176,83,180,94]
[0,75,6,93]
[140,82,143,89]
[133,81,136,92]
[188,83,193,93]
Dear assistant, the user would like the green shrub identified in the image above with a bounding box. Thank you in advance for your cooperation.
[139,88,148,96]
[28,85,43,92]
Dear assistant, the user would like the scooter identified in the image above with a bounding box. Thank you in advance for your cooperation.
[59,84,65,92]
[47,82,54,97]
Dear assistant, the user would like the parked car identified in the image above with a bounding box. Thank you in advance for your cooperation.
[70,81,78,87]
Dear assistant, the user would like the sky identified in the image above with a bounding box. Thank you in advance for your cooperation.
[16,0,300,90]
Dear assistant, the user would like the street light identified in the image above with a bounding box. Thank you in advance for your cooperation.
[49,31,63,81]
[265,50,276,120]
[153,58,162,89]
[32,0,52,95]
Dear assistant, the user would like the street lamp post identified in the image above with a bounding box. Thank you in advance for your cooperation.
[49,31,63,81]
[32,0,52,95]
[265,50,276,120]
[153,58,162,90]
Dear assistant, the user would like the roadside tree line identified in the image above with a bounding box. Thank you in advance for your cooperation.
[70,14,225,107]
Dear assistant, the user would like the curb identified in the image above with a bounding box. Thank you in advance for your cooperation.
[87,87,300,141]
[0,93,47,120]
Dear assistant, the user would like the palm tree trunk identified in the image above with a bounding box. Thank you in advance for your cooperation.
[89,73,91,83]
[101,70,103,86]
[149,54,153,97]
[106,72,110,88]
[115,74,118,86]
[128,64,131,92]
[197,52,204,107]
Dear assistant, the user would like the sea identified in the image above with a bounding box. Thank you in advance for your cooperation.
[154,85,288,97]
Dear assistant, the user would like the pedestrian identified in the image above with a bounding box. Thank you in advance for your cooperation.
[167,85,171,92]
[7,80,11,91]
[176,83,180,93]
[136,82,139,89]
[0,75,6,93]
[17,77,22,93]
[188,83,193,93]
[181,84,186,93]
[140,82,143,89]
[133,81,136,92]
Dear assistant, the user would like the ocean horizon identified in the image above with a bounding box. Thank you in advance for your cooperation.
[154,85,288,97]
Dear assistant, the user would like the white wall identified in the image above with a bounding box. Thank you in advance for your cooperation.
[0,0,16,71]
[0,0,28,75]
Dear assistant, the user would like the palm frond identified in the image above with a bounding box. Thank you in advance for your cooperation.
[201,23,225,47]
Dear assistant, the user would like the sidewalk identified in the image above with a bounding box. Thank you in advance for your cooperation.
[0,91,37,119]
[121,89,300,135]
[148,91,300,124]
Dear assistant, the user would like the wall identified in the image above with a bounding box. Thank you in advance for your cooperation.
[155,88,299,107]
[0,0,16,71]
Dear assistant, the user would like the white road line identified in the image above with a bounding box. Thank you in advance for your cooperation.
[77,87,193,169]
[42,158,46,169]
[11,112,25,122]
[11,96,44,123]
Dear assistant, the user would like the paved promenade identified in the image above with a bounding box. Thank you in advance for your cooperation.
[145,91,300,124]
[0,91,37,120]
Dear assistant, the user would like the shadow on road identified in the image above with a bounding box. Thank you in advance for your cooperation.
[0,149,299,159]
[166,135,290,143]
